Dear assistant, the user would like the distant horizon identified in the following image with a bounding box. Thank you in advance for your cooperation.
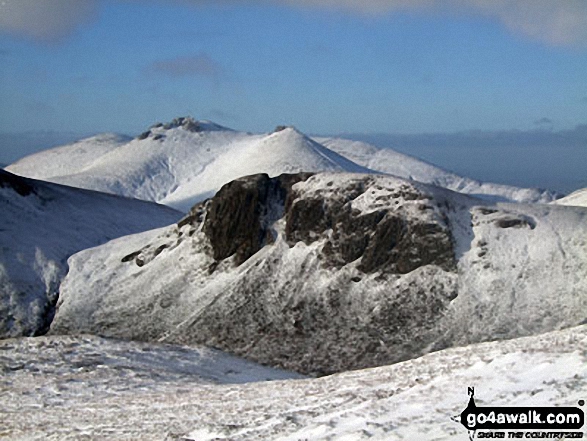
[2,1,586,195]
[2,121,585,195]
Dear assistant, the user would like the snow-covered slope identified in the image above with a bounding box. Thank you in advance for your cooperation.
[551,187,587,207]
[159,125,370,210]
[6,133,131,180]
[318,137,557,203]
[50,172,587,376]
[0,334,303,386]
[7,117,555,212]
[0,169,181,338]
[2,325,585,440]
[7,119,370,212]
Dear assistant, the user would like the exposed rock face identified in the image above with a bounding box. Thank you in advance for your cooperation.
[187,174,459,374]
[136,130,151,140]
[162,116,203,132]
[203,173,312,265]
[51,172,463,375]
[202,173,456,275]
[284,178,455,275]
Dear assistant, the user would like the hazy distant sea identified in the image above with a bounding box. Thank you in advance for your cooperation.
[345,129,587,195]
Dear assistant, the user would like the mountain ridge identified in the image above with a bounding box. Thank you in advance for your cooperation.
[552,187,587,207]
[0,168,181,338]
[7,117,558,211]
[318,137,559,203]
[49,171,587,375]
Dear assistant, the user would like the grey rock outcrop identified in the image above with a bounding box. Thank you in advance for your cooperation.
[51,172,462,375]
[204,173,312,265]
[162,116,202,132]
[49,172,587,376]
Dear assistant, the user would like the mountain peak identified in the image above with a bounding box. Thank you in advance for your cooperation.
[137,117,230,140]
[273,124,297,133]
[269,125,312,143]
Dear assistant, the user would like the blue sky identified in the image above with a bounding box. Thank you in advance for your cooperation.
[1,0,586,137]
[0,1,586,194]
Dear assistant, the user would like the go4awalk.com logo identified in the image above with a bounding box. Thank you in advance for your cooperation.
[455,387,585,439]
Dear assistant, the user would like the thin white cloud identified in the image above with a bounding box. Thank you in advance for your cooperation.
[279,0,587,46]
[0,0,98,42]
[276,0,435,14]
[461,0,587,47]
[1,0,586,47]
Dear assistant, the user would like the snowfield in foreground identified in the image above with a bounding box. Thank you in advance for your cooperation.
[1,325,585,440]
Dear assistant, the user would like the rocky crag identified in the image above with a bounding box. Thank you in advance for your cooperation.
[50,172,587,375]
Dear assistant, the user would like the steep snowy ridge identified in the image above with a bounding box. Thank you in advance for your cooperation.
[318,137,557,203]
[159,126,373,209]
[50,172,587,376]
[1,325,585,440]
[552,187,587,207]
[7,117,557,211]
[0,169,181,338]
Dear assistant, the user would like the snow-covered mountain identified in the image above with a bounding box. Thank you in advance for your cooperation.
[2,325,585,440]
[49,172,587,375]
[2,118,583,440]
[7,118,369,212]
[7,117,556,212]
[318,137,558,203]
[4,133,131,181]
[551,187,587,207]
[0,169,181,338]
